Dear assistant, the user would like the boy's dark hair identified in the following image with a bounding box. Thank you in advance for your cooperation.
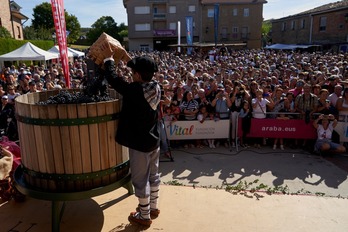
[136,70,155,82]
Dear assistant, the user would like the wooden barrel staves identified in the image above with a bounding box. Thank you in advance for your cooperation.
[15,89,129,192]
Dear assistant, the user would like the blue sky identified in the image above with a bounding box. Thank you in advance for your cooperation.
[15,0,337,28]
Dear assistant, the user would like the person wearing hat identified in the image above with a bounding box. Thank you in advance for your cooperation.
[103,52,161,227]
[0,95,14,130]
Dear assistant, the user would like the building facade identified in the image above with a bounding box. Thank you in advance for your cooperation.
[271,1,348,52]
[123,0,267,51]
[0,0,28,40]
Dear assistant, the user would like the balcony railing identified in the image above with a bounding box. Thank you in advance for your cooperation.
[148,0,167,2]
[153,13,166,19]
[153,29,176,37]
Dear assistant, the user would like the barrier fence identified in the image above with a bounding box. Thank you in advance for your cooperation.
[163,112,348,151]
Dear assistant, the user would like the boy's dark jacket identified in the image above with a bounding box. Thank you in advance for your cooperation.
[104,60,160,152]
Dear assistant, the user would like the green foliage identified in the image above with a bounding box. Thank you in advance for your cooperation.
[86,16,125,44]
[119,29,128,38]
[23,26,52,40]
[0,38,53,55]
[65,13,81,44]
[261,21,272,35]
[0,27,12,39]
[32,2,54,30]
[29,2,81,44]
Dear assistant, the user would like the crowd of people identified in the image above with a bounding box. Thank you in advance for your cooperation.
[0,48,348,155]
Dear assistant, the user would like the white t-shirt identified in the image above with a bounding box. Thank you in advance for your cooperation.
[252,98,269,119]
[317,123,333,140]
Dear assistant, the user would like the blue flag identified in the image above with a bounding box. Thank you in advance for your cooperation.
[186,16,193,55]
[214,4,219,46]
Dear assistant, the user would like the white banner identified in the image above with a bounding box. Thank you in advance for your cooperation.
[164,120,230,140]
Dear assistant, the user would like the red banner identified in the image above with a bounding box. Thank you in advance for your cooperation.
[238,118,317,139]
[51,0,70,88]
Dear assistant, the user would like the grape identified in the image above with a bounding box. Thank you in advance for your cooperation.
[37,73,114,105]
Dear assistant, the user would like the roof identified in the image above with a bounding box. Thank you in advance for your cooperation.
[300,0,348,15]
[274,1,348,20]
[201,0,267,4]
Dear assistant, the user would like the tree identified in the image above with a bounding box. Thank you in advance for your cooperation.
[261,20,272,47]
[32,2,54,30]
[29,2,81,43]
[0,26,12,38]
[23,26,51,40]
[87,16,125,44]
[65,13,81,44]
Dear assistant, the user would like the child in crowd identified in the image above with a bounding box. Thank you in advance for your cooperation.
[169,103,181,121]
[239,100,252,147]
[163,105,177,122]
[273,110,290,150]
[197,105,215,148]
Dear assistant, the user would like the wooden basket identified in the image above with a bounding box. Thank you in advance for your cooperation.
[15,89,129,192]
[87,32,131,67]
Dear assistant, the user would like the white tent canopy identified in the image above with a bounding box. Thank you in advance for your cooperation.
[48,45,75,57]
[68,47,85,57]
[265,43,321,50]
[48,45,85,58]
[0,42,58,62]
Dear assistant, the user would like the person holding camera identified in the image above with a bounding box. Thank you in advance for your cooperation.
[313,114,346,155]
[230,82,250,147]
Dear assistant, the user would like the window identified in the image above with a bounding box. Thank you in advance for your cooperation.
[233,9,238,16]
[301,19,305,29]
[208,9,214,18]
[241,27,248,39]
[188,5,195,12]
[319,17,327,31]
[232,27,238,39]
[243,8,249,17]
[17,26,21,39]
[282,22,287,31]
[221,27,228,39]
[169,6,176,14]
[140,45,150,52]
[135,23,151,31]
[291,21,295,30]
[169,22,176,30]
[134,6,150,14]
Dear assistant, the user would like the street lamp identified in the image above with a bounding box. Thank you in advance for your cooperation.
[52,32,56,45]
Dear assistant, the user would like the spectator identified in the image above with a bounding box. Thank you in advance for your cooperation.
[251,88,274,148]
[179,90,199,120]
[315,89,331,115]
[197,105,215,148]
[230,82,250,147]
[327,85,343,110]
[313,114,346,155]
[239,100,252,147]
[336,88,348,121]
[0,95,14,130]
[273,110,290,150]
[211,85,232,120]
[295,83,318,122]
[270,87,286,118]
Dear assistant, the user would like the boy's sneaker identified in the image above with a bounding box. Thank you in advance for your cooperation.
[128,212,152,226]
[273,145,277,150]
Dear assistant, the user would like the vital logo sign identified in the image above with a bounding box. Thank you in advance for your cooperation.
[168,124,194,136]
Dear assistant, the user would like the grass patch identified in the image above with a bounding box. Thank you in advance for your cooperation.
[70,44,89,50]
